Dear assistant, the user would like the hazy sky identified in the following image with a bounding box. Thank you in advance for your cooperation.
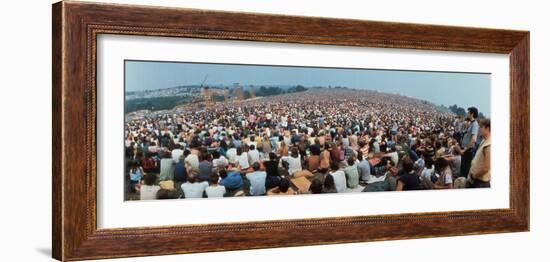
[125,60,491,115]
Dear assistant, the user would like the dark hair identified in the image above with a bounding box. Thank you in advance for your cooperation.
[187,172,197,183]
[479,118,491,130]
[210,173,220,184]
[269,152,277,161]
[402,157,414,173]
[252,162,261,171]
[200,153,211,162]
[143,173,157,186]
[212,151,220,159]
[279,178,290,193]
[357,151,364,161]
[424,155,434,169]
[190,140,201,149]
[290,147,299,158]
[435,157,450,172]
[183,149,191,157]
[330,161,339,171]
[156,189,172,200]
[347,156,355,166]
[324,174,336,190]
[468,106,479,119]
[249,144,255,150]
[219,169,228,179]
[435,140,442,150]
[309,179,323,194]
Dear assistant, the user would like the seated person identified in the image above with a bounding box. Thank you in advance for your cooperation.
[322,173,337,193]
[212,151,229,171]
[140,173,160,200]
[246,162,267,196]
[173,154,187,183]
[309,178,323,194]
[205,173,226,198]
[357,151,371,182]
[180,172,209,198]
[219,168,244,191]
[396,157,421,191]
[306,153,320,172]
[328,162,347,193]
[281,148,302,176]
[156,188,176,200]
[267,178,295,196]
[434,157,453,189]
[264,152,281,190]
[197,154,213,182]
[235,148,250,171]
[343,157,360,189]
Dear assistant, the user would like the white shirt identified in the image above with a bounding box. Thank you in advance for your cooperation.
[212,156,229,169]
[226,148,237,164]
[388,151,399,166]
[171,149,184,163]
[236,153,250,169]
[330,170,347,193]
[185,154,199,170]
[181,181,208,198]
[205,185,226,198]
[282,155,302,175]
[248,149,260,165]
[140,185,160,200]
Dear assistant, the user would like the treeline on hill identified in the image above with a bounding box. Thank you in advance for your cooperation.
[125,96,193,113]
[447,104,485,118]
[125,85,309,113]
[253,85,308,97]
[235,85,308,100]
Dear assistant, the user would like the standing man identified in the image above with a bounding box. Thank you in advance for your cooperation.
[460,107,479,178]
[467,119,491,188]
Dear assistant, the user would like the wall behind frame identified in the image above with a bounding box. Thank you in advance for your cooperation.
[0,0,545,261]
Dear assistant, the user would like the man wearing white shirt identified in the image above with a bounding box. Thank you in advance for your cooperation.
[212,151,229,170]
[205,173,226,198]
[247,145,260,165]
[329,162,347,193]
[181,173,208,198]
[171,144,184,163]
[281,148,302,176]
[226,146,237,165]
[184,150,199,171]
[236,148,250,170]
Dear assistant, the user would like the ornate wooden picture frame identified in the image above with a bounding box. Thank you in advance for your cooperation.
[52,1,529,261]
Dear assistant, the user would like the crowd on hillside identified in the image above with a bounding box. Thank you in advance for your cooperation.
[124,89,491,200]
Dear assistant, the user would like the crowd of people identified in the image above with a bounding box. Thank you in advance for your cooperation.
[124,89,491,200]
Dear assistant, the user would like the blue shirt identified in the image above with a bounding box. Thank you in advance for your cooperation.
[174,162,187,182]
[233,139,242,149]
[130,168,141,182]
[358,160,371,181]
[461,120,479,149]
[246,171,267,196]
[270,136,279,151]
[220,171,243,190]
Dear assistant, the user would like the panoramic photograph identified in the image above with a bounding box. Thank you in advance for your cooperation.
[124,60,491,201]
